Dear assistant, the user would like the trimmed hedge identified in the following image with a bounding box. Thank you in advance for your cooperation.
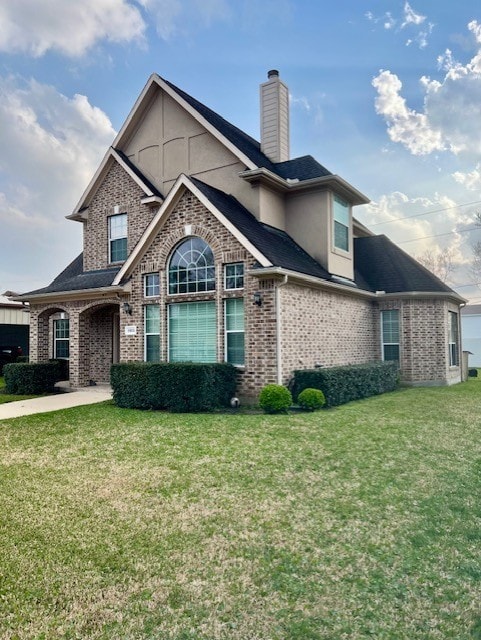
[3,360,67,395]
[292,361,399,408]
[259,384,292,414]
[110,362,238,412]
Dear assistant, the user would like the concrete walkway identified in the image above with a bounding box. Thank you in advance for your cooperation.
[0,386,112,420]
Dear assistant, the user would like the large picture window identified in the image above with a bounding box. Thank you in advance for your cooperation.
[169,237,215,295]
[109,213,127,263]
[54,318,69,359]
[381,309,399,362]
[448,311,459,366]
[333,195,350,252]
[225,298,245,366]
[168,301,216,363]
[144,305,160,362]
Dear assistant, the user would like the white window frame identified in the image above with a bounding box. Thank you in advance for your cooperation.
[448,311,459,367]
[224,298,245,367]
[224,263,244,291]
[168,301,217,363]
[381,309,400,362]
[54,318,70,359]
[108,213,127,263]
[168,237,215,296]
[332,194,350,253]
[144,273,160,298]
[144,305,160,362]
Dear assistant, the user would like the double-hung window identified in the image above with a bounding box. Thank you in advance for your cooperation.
[144,305,160,362]
[225,298,245,366]
[381,309,400,362]
[333,195,350,252]
[448,311,459,366]
[144,273,160,297]
[54,318,70,359]
[108,213,127,263]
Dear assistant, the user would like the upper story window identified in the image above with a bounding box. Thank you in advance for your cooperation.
[381,309,400,362]
[168,237,215,295]
[333,195,350,252]
[109,213,127,263]
[224,263,244,290]
[448,311,459,366]
[144,273,160,298]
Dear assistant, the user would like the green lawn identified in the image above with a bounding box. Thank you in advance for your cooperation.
[1,380,481,639]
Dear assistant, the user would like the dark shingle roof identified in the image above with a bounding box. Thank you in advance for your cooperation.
[114,149,163,198]
[191,177,332,281]
[162,78,333,181]
[354,235,455,294]
[23,254,120,296]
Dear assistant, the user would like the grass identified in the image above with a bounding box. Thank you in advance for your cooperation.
[1,379,481,638]
[0,375,40,404]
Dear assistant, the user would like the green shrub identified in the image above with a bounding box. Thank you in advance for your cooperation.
[297,387,325,411]
[292,361,399,408]
[259,384,292,414]
[3,361,66,395]
[16,355,29,363]
[110,362,238,412]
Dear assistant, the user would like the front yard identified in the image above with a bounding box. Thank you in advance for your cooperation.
[1,379,481,639]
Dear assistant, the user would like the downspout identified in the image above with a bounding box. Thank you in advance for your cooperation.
[276,275,289,384]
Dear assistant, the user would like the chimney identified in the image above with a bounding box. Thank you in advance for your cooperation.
[260,69,289,163]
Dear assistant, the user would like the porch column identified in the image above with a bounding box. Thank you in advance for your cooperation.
[68,309,91,387]
[29,308,50,363]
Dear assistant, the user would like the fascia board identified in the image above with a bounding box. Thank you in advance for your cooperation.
[113,174,271,286]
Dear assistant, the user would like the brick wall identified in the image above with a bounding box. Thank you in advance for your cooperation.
[83,162,156,272]
[279,283,377,383]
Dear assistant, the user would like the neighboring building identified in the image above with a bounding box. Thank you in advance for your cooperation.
[0,291,29,355]
[16,71,465,397]
[461,304,481,367]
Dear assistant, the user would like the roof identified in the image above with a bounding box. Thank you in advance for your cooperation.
[354,235,458,294]
[114,149,163,198]
[190,178,332,281]
[21,254,120,297]
[0,293,23,308]
[160,77,335,183]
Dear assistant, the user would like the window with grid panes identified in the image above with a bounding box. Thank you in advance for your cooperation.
[168,237,215,295]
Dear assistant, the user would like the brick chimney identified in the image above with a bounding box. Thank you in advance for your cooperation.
[260,69,289,163]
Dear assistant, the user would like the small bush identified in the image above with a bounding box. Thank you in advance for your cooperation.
[259,384,292,414]
[3,361,65,394]
[297,387,325,411]
[16,355,29,363]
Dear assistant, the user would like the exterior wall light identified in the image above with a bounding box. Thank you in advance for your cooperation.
[253,292,262,307]
[122,302,132,315]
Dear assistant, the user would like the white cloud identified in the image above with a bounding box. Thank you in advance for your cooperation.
[372,70,444,155]
[373,23,481,158]
[0,76,116,290]
[453,165,481,192]
[401,2,425,28]
[0,0,145,57]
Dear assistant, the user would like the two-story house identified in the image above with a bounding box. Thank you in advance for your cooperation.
[17,71,464,398]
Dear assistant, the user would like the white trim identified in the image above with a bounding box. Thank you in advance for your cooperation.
[144,273,160,298]
[380,309,400,362]
[112,174,271,286]
[144,304,161,362]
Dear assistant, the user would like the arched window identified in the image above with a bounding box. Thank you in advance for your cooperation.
[168,237,215,295]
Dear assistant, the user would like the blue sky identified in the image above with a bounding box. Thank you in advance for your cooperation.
[1,0,481,301]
